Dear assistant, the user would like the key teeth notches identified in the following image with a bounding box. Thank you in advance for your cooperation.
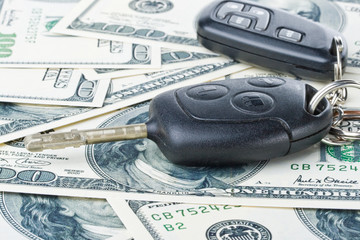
[24,134,47,152]
[24,131,86,152]
[23,124,148,152]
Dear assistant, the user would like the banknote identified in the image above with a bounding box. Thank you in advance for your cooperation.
[51,0,213,53]
[0,68,110,107]
[0,61,245,143]
[0,0,160,68]
[82,49,226,80]
[1,93,360,209]
[109,199,360,240]
[0,192,133,240]
[334,0,360,73]
[52,0,360,73]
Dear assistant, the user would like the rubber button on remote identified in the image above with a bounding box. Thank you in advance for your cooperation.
[229,15,252,29]
[248,6,270,31]
[278,28,302,42]
[186,85,229,100]
[248,77,286,87]
[232,92,274,113]
[216,2,244,19]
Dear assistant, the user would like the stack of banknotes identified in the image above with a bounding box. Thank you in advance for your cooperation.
[0,0,360,239]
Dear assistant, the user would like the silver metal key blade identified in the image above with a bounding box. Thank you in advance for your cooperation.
[24,123,147,152]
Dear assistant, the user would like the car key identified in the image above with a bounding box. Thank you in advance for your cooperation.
[196,0,348,80]
[24,77,332,166]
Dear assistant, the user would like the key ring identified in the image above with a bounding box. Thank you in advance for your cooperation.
[308,80,360,145]
[333,36,344,81]
[308,80,360,114]
[321,110,360,146]
[330,36,348,106]
[329,110,360,139]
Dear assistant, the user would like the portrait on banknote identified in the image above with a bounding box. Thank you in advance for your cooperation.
[0,192,131,240]
[251,0,345,31]
[296,208,360,240]
[0,103,87,136]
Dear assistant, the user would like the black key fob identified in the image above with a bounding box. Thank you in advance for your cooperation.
[196,0,348,80]
[24,77,333,167]
[146,77,332,166]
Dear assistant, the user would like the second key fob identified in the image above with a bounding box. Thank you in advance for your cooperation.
[196,0,347,80]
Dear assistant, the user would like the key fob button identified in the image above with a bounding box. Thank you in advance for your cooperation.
[247,77,285,87]
[278,28,302,42]
[216,2,244,19]
[229,15,252,29]
[232,92,274,113]
[186,84,229,100]
[248,6,270,31]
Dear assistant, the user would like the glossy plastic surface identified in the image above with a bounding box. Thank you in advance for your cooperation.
[146,77,332,166]
[196,0,347,80]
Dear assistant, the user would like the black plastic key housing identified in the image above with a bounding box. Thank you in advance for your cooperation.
[196,0,348,80]
[146,77,332,166]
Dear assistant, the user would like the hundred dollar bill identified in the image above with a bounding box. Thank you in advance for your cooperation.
[0,68,110,107]
[249,0,360,74]
[52,0,360,73]
[0,192,133,240]
[0,60,245,143]
[2,97,360,209]
[51,0,213,53]
[82,49,226,80]
[332,0,360,73]
[0,0,160,68]
[109,199,360,240]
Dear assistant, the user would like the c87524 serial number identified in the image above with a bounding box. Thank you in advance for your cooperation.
[291,163,359,172]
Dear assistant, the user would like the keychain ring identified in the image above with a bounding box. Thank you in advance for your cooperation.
[308,79,360,114]
[329,110,360,139]
[333,36,344,81]
[323,110,360,146]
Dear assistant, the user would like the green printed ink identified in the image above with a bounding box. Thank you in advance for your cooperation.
[0,33,16,58]
[45,19,59,31]
[327,142,360,162]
